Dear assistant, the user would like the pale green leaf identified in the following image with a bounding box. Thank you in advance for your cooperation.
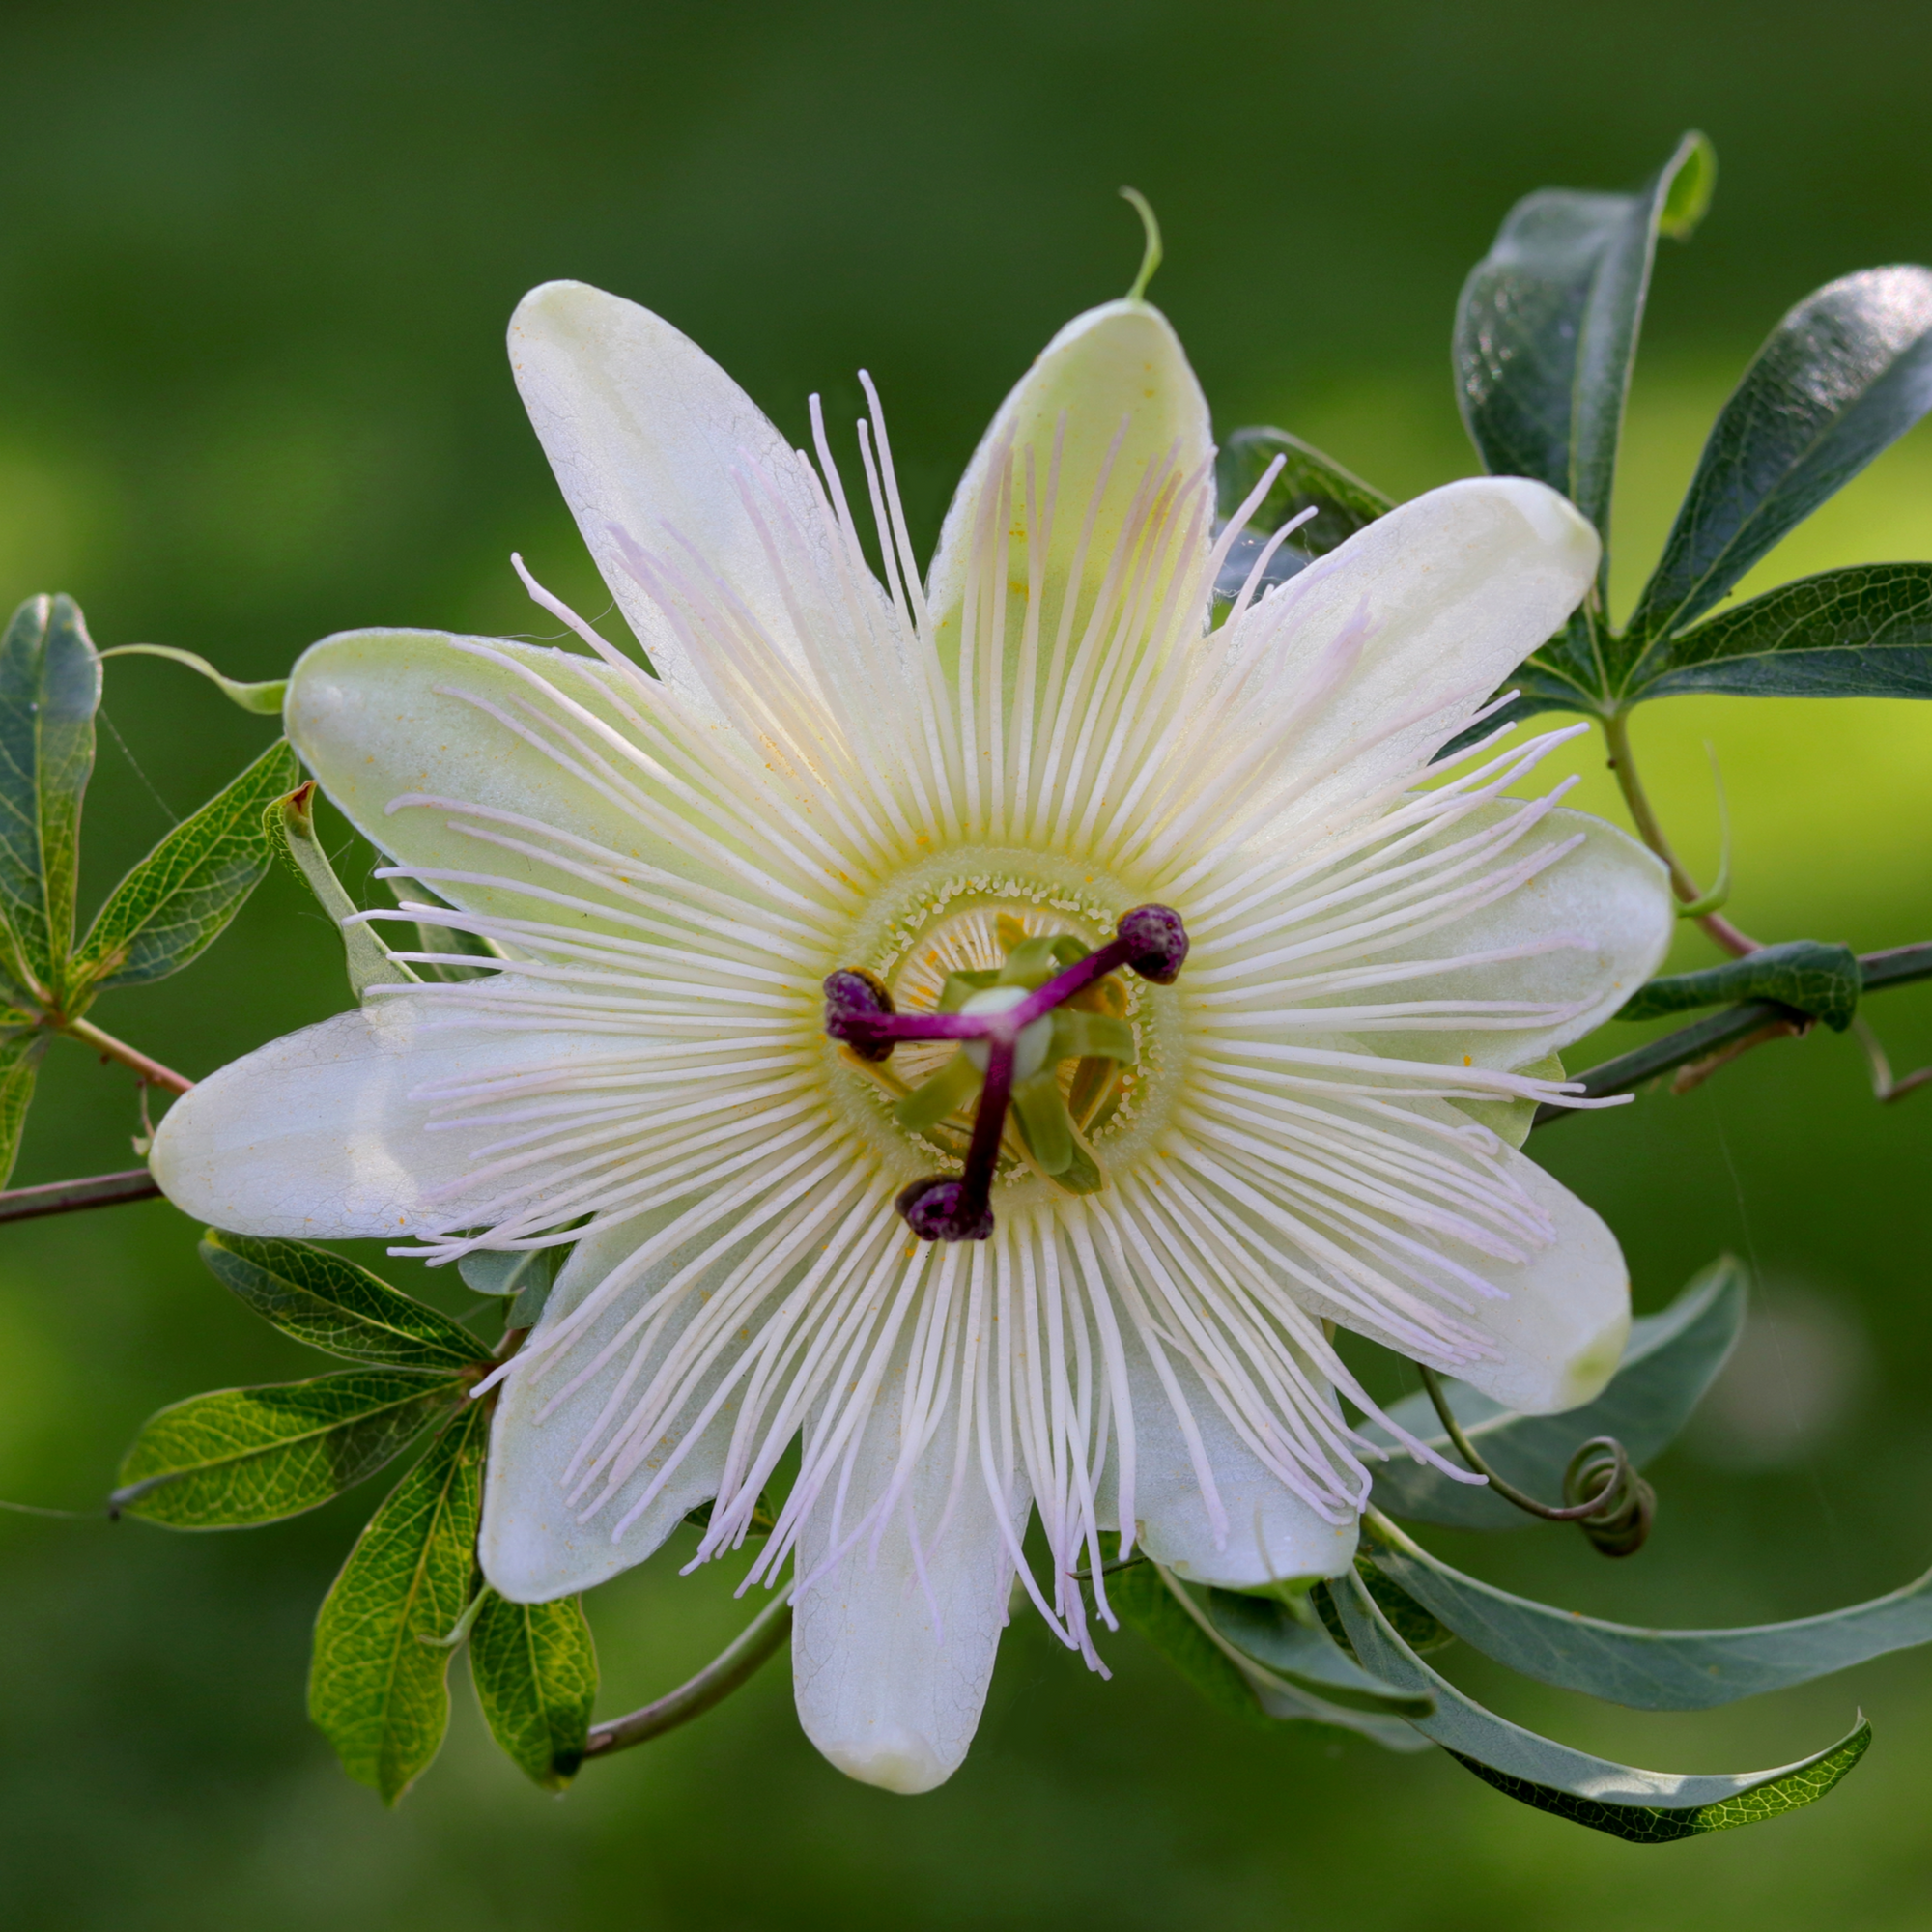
[200,1229,492,1370]
[469,1588,598,1790]
[1332,1569,1870,1842]
[0,1026,45,1187]
[111,1370,469,1526]
[1206,1588,1434,1717]
[70,739,299,993]
[1365,1512,1932,1711]
[309,1405,486,1804]
[0,594,99,998]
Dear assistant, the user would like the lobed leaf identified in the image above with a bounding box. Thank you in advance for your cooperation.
[1629,264,1932,643]
[1365,1511,1932,1711]
[1367,1258,1745,1528]
[200,1229,492,1370]
[1455,131,1712,555]
[469,1589,598,1790]
[0,594,99,999]
[1617,940,1861,1032]
[70,739,300,993]
[309,1405,486,1804]
[1332,1569,1870,1841]
[1206,1588,1434,1717]
[1627,561,1932,701]
[111,1369,469,1526]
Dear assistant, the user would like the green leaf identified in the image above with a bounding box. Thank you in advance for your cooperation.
[199,1229,492,1370]
[0,1027,46,1188]
[69,739,300,994]
[1365,1511,1932,1711]
[1108,1562,1423,1749]
[1367,1258,1745,1529]
[1455,132,1712,549]
[458,1245,559,1304]
[1214,427,1393,587]
[309,1404,486,1804]
[1206,1588,1435,1717]
[469,1588,598,1791]
[0,594,100,999]
[266,781,419,998]
[1627,561,1932,701]
[99,642,287,715]
[110,1369,469,1526]
[1332,1570,1870,1841]
[1629,264,1932,643]
[1109,1560,1270,1727]
[1617,939,1861,1032]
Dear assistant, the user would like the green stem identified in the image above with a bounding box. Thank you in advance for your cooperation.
[1602,711,1757,957]
[59,1017,194,1095]
[582,1593,793,1760]
[1530,941,1932,1127]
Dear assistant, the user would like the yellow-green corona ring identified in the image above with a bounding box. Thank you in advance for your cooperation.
[151,272,1671,1796]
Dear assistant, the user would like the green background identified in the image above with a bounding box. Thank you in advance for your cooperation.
[3,1,1931,1924]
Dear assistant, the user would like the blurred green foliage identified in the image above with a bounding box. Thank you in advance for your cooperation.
[3,1,1932,1925]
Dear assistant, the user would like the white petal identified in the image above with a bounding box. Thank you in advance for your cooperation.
[1361,802,1674,1072]
[791,1350,1024,1795]
[1104,1320,1359,1588]
[285,626,788,933]
[1446,1147,1631,1413]
[509,280,838,720]
[149,1003,611,1238]
[925,298,1211,688]
[1197,478,1601,855]
[479,1216,739,1601]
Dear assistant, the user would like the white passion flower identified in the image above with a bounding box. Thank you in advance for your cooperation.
[152,278,1673,1796]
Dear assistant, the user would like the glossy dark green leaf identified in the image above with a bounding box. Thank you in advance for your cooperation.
[0,1026,45,1189]
[1365,1511,1932,1711]
[1332,1569,1870,1841]
[1213,427,1393,600]
[1630,265,1932,642]
[1206,1588,1435,1716]
[199,1229,492,1370]
[0,594,100,997]
[309,1405,485,1804]
[110,1369,469,1526]
[1455,132,1712,548]
[1627,562,1932,700]
[469,1588,598,1790]
[1617,939,1861,1032]
[70,739,299,993]
[1367,1257,1745,1528]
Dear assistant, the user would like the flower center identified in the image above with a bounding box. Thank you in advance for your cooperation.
[824,904,1188,1241]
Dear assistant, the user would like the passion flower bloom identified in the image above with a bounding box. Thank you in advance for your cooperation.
[153,277,1671,1795]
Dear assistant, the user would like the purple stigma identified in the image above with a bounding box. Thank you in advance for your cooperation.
[822,968,896,1062]
[824,905,1189,1241]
